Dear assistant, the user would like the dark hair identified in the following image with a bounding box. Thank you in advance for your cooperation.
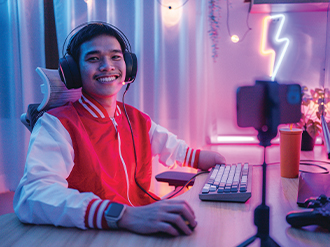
[66,23,128,63]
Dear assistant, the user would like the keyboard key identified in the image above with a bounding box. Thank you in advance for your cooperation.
[231,186,238,192]
[224,186,231,192]
[217,187,224,193]
[210,185,217,192]
[241,175,247,184]
[202,184,210,194]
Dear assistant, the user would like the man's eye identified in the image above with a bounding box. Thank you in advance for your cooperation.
[112,55,122,60]
[87,57,99,61]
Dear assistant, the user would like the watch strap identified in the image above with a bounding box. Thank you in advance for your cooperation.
[106,219,120,229]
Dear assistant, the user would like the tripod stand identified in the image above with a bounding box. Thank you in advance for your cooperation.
[237,81,286,247]
[237,144,280,247]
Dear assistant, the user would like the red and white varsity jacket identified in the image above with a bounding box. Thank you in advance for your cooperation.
[14,93,200,230]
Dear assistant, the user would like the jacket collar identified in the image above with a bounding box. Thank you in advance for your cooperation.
[78,92,122,119]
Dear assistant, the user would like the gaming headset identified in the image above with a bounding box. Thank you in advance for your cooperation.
[58,22,138,89]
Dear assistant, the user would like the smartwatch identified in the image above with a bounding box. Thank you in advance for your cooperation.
[104,202,126,229]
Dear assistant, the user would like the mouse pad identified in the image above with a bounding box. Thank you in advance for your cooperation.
[297,172,330,207]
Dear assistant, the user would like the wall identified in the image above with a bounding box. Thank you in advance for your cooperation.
[204,2,329,139]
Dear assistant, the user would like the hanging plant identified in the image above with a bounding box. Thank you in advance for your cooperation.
[208,0,221,62]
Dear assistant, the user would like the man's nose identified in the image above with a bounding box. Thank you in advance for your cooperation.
[99,58,115,71]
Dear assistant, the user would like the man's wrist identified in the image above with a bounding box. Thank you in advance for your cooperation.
[104,202,126,229]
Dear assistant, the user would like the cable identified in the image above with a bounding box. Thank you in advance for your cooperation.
[299,163,329,174]
[166,171,209,199]
[299,159,330,174]
[256,159,329,174]
[322,2,330,88]
[122,86,209,201]
[300,159,330,165]
[226,0,252,43]
[122,83,160,201]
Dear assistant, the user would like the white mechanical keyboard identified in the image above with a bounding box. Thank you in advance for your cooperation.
[199,163,252,202]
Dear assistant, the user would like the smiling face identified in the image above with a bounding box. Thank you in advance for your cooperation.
[79,34,126,104]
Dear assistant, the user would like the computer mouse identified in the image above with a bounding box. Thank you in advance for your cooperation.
[174,216,196,235]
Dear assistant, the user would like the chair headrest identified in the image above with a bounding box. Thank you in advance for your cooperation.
[36,67,82,111]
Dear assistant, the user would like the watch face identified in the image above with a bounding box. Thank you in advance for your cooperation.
[106,203,124,217]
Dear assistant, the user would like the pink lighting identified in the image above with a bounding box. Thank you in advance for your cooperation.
[209,135,323,145]
[260,16,276,79]
[209,136,259,144]
[260,14,290,81]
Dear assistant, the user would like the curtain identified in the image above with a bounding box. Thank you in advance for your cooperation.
[53,0,214,148]
[0,0,45,192]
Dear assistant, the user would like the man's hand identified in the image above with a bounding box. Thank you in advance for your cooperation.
[198,150,226,171]
[117,200,197,236]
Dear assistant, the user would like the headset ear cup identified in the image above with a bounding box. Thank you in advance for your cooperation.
[124,52,138,82]
[58,55,82,89]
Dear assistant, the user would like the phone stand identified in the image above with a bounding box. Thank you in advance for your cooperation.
[237,145,280,247]
[237,81,282,247]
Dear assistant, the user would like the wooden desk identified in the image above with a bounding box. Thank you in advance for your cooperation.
[1,145,330,247]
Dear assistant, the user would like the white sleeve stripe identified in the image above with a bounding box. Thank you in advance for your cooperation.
[96,200,110,229]
[191,149,196,167]
[88,200,101,228]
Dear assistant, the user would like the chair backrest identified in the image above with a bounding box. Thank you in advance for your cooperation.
[21,67,82,132]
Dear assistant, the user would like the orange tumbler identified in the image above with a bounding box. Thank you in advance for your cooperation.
[279,128,302,178]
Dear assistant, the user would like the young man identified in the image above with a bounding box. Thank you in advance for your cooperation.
[14,23,225,236]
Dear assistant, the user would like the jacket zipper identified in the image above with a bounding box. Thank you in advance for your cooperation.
[111,118,134,207]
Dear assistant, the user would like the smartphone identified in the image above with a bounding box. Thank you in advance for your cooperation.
[236,81,301,129]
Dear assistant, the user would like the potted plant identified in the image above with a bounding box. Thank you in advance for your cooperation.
[294,86,323,151]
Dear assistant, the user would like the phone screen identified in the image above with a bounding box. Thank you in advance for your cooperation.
[236,82,301,129]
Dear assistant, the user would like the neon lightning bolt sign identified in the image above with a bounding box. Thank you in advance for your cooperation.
[260,14,290,81]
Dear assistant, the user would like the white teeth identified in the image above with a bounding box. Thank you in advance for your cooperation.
[98,76,116,82]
